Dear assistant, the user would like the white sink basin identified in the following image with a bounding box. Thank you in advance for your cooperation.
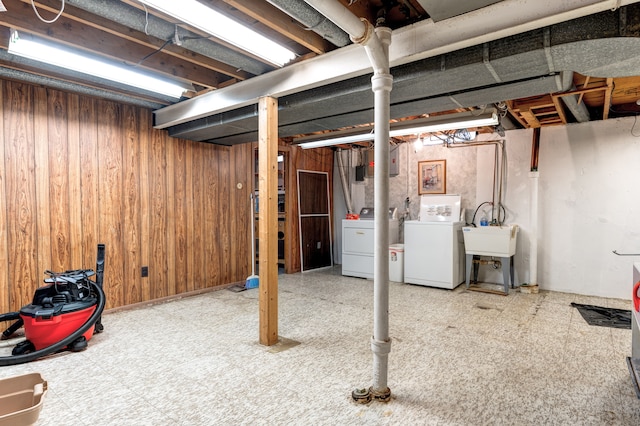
[462,225,518,257]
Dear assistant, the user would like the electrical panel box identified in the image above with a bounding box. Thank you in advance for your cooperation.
[364,146,399,177]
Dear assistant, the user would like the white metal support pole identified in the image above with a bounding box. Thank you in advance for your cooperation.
[370,26,393,401]
[303,0,393,403]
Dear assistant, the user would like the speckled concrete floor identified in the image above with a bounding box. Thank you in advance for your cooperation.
[1,266,639,425]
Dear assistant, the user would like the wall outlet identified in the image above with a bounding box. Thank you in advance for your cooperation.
[141,266,149,277]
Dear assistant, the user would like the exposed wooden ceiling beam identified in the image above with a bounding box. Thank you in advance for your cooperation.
[216,0,333,55]
[554,84,610,98]
[519,110,541,128]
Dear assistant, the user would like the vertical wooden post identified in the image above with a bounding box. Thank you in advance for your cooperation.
[258,96,278,346]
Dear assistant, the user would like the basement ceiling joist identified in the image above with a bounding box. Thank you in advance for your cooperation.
[0,0,639,138]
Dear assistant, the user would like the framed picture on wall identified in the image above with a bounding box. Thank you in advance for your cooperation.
[418,160,446,194]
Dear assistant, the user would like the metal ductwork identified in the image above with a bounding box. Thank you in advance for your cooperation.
[266,0,351,47]
[416,0,503,22]
[0,59,165,110]
[166,5,640,145]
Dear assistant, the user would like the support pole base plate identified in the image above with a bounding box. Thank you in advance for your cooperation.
[370,386,391,402]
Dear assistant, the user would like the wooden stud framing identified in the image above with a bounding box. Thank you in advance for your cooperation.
[577,76,591,105]
[258,96,279,346]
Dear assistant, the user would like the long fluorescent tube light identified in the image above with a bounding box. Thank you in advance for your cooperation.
[295,110,499,149]
[138,0,296,67]
[388,110,499,137]
[297,132,375,149]
[8,31,188,99]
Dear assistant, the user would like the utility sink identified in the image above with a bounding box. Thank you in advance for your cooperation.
[462,225,518,257]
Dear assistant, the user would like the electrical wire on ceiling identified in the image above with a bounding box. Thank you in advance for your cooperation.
[142,4,150,35]
[470,104,489,116]
[131,1,249,68]
[31,0,65,24]
[127,24,215,68]
[129,39,172,67]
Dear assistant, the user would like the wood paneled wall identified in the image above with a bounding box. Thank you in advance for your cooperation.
[0,80,254,312]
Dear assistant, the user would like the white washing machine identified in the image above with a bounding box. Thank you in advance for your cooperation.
[342,208,399,279]
[404,221,465,289]
[403,195,465,289]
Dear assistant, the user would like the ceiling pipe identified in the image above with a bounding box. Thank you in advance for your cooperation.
[529,128,541,290]
[304,0,393,403]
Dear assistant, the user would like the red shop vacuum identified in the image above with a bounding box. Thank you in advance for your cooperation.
[0,244,106,366]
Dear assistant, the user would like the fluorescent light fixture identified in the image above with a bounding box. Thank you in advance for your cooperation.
[296,131,375,149]
[138,0,296,67]
[388,110,498,137]
[294,109,498,149]
[8,30,188,99]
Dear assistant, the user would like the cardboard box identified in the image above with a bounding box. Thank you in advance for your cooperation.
[0,373,47,426]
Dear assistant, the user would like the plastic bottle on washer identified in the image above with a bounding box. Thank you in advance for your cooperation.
[480,211,489,226]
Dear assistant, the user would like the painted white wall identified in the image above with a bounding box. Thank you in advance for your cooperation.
[509,117,640,299]
[457,117,640,299]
